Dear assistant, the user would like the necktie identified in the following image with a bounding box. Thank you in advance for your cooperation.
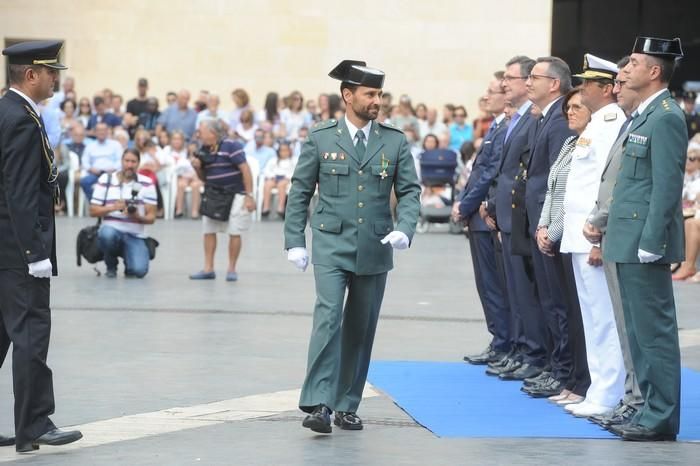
[355,130,366,160]
[484,119,497,141]
[617,111,638,140]
[504,112,521,142]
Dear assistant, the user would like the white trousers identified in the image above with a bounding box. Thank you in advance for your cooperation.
[572,253,625,407]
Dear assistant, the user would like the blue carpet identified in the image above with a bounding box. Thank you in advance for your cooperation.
[368,361,700,440]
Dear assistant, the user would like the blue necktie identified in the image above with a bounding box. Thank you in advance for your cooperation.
[504,112,521,142]
[355,131,366,160]
[617,111,638,140]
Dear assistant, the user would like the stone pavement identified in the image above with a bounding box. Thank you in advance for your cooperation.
[1,217,699,465]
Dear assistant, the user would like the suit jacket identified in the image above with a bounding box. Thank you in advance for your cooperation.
[284,118,421,275]
[588,122,629,233]
[492,109,536,234]
[604,90,688,264]
[457,117,507,231]
[0,90,58,274]
[525,98,575,237]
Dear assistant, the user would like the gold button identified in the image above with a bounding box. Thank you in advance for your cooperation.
[512,203,516,208]
[320,223,324,229]
[358,218,364,224]
[358,170,363,175]
[358,185,364,191]
[358,202,364,208]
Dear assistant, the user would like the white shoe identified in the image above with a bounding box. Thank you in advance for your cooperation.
[568,401,614,418]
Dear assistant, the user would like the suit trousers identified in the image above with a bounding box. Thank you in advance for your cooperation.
[299,265,387,414]
[500,233,547,366]
[559,253,590,395]
[602,257,643,408]
[530,240,573,381]
[571,253,625,407]
[468,231,510,352]
[0,269,56,445]
[616,263,681,435]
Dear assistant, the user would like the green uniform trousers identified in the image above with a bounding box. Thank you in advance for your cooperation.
[299,265,387,413]
[616,262,681,434]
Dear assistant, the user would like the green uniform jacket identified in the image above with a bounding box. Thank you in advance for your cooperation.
[604,90,688,264]
[284,118,421,275]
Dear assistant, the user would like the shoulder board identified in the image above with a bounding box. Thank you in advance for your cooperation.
[378,120,404,133]
[310,118,338,133]
[603,113,618,122]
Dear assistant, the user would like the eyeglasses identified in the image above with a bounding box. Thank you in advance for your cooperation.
[502,75,527,82]
[528,74,557,81]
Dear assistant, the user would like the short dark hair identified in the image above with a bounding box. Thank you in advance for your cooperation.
[7,64,41,85]
[340,82,359,104]
[123,148,140,162]
[505,56,536,77]
[454,105,467,117]
[59,98,77,112]
[537,56,573,94]
[493,70,505,81]
[561,87,582,122]
[616,55,630,69]
[647,55,676,83]
[93,96,105,107]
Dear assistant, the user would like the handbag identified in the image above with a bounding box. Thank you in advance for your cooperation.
[200,184,236,220]
[76,174,111,266]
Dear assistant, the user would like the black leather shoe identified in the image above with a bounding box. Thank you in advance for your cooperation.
[34,428,83,447]
[463,345,492,363]
[487,358,521,377]
[302,404,332,434]
[523,371,551,387]
[591,403,637,427]
[0,434,15,447]
[621,424,676,442]
[500,363,541,381]
[334,412,363,430]
[465,350,506,365]
[524,377,562,397]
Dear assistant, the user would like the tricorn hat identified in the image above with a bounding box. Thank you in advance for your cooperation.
[329,60,385,89]
[632,36,683,58]
[2,40,67,70]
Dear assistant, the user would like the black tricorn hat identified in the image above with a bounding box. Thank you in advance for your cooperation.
[632,36,683,58]
[329,60,385,89]
[2,40,67,70]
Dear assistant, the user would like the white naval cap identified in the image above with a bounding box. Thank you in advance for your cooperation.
[573,53,618,81]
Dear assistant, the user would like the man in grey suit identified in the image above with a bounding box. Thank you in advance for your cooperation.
[583,56,643,428]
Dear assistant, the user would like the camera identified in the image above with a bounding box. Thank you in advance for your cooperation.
[125,183,142,215]
[194,147,215,165]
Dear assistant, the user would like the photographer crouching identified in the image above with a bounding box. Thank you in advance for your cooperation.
[189,119,256,281]
[89,148,157,278]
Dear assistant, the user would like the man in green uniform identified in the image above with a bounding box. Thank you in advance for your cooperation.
[284,60,421,434]
[604,37,687,441]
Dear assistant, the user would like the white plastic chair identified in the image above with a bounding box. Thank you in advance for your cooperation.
[158,164,176,220]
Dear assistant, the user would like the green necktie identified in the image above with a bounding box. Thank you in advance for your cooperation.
[355,130,366,160]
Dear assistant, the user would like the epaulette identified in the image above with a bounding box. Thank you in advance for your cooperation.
[603,113,618,122]
[310,118,338,133]
[378,120,404,133]
[661,97,673,112]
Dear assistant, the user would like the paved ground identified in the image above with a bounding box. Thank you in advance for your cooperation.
[1,216,699,465]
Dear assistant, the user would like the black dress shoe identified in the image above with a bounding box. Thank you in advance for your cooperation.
[591,403,637,427]
[465,350,505,365]
[334,412,363,430]
[0,434,15,447]
[302,404,332,434]
[525,378,562,398]
[32,428,82,448]
[621,424,676,442]
[487,358,521,376]
[523,371,551,386]
[500,363,541,381]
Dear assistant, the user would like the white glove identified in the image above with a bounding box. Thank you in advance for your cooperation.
[637,248,662,264]
[381,231,410,250]
[287,247,309,271]
[28,258,52,278]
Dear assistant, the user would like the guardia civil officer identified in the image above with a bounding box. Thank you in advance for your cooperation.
[284,60,421,433]
[0,40,83,452]
[604,37,686,441]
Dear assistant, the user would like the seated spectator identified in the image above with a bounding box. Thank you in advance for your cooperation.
[80,122,122,199]
[305,99,318,122]
[169,130,202,218]
[229,88,251,129]
[196,93,227,128]
[415,103,428,123]
[391,94,419,135]
[448,105,474,152]
[443,103,455,126]
[67,123,87,159]
[261,141,295,218]
[165,91,177,108]
[77,97,92,128]
[673,143,700,281]
[280,90,312,141]
[420,108,448,140]
[234,109,257,143]
[291,127,308,163]
[156,89,197,141]
[113,128,130,150]
[89,148,157,278]
[59,98,78,140]
[244,128,276,170]
[472,95,495,140]
[86,96,122,137]
[158,131,170,149]
[455,141,477,192]
[137,97,160,135]
[256,92,280,132]
[111,94,125,121]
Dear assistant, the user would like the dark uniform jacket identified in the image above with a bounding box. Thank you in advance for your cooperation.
[0,90,58,275]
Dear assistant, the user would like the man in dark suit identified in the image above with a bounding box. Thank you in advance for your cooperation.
[523,57,576,391]
[0,40,82,453]
[483,56,547,380]
[454,71,510,364]
[604,37,687,442]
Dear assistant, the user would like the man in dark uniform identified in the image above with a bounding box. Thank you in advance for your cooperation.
[605,37,687,442]
[682,90,700,138]
[284,60,421,434]
[0,40,82,453]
